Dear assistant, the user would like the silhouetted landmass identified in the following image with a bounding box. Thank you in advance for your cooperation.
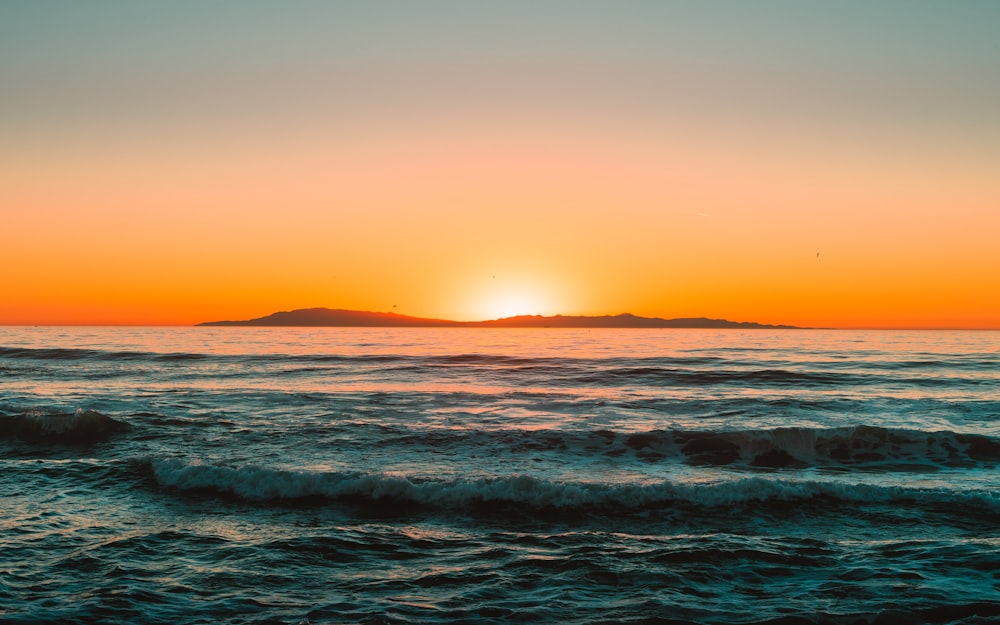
[199,308,456,327]
[199,308,801,329]
[472,313,799,329]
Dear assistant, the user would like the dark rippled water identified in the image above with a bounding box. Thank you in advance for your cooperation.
[2,327,999,624]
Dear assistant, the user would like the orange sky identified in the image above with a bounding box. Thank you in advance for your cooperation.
[2,3,998,328]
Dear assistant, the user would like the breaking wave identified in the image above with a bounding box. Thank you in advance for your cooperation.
[0,409,131,444]
[384,425,1000,469]
[616,425,1000,468]
[149,458,1000,516]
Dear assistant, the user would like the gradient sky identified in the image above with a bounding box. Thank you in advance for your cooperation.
[3,1,998,328]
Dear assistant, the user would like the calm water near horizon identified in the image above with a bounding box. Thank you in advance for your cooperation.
[2,327,999,624]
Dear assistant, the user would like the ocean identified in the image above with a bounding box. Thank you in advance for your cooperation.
[1,327,998,625]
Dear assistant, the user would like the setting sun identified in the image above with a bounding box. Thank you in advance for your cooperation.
[1,2,998,330]
[4,4,1000,624]
[483,287,551,320]
[465,272,560,320]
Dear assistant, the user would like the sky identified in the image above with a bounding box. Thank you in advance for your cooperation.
[2,1,999,328]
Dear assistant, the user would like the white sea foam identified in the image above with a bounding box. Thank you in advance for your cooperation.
[150,458,1000,513]
[5,327,1000,624]
[1,409,131,443]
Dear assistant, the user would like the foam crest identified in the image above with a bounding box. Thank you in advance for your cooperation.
[150,459,1000,515]
[386,425,1000,469]
[1,409,131,444]
[678,425,1000,468]
[607,425,1000,468]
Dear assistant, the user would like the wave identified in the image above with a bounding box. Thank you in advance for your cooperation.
[0,346,208,362]
[0,409,131,444]
[149,458,1000,516]
[565,367,995,389]
[306,603,1000,625]
[382,425,1000,470]
[3,345,992,391]
[621,425,1000,468]
[0,346,705,367]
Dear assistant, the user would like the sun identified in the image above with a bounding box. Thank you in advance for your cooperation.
[453,266,571,322]
[483,287,551,320]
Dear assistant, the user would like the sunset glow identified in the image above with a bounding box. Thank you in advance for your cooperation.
[481,288,552,321]
[2,2,999,328]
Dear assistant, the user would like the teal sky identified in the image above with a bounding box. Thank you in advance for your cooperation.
[4,1,999,142]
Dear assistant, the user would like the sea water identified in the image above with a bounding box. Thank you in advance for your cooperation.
[1,327,998,624]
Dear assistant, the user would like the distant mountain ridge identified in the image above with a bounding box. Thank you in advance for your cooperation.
[198,308,800,329]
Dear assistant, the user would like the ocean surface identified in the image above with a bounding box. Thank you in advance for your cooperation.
[1,327,999,625]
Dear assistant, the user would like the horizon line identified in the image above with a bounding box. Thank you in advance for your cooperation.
[2,323,998,331]
[2,306,997,331]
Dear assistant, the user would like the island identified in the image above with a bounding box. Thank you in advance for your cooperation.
[198,308,801,329]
